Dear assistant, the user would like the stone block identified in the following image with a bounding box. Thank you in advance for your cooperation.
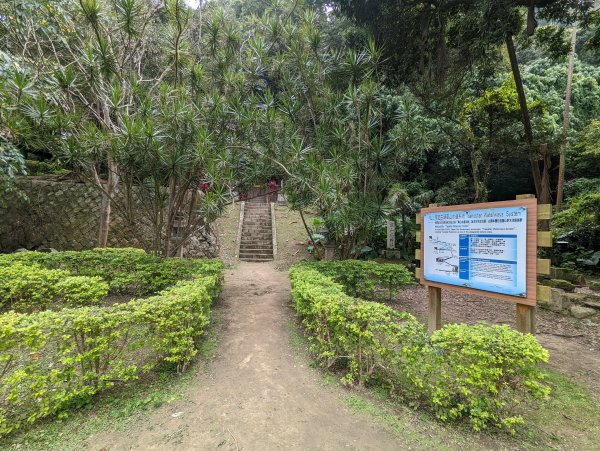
[583,300,600,310]
[570,305,597,319]
[544,288,571,313]
[545,279,576,292]
[550,267,586,285]
[563,292,590,304]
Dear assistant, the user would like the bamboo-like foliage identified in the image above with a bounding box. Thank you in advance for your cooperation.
[0,0,248,255]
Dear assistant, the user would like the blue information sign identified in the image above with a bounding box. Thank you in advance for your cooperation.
[422,206,527,297]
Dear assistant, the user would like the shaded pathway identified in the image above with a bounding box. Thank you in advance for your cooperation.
[91,263,401,450]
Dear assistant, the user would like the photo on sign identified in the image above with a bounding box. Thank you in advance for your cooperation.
[422,206,527,297]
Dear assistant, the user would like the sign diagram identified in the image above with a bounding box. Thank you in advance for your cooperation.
[429,238,458,274]
[422,206,527,297]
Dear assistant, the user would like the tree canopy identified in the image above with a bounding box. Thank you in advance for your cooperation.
[1,0,599,264]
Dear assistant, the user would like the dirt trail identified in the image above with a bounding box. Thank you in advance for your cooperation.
[91,263,401,450]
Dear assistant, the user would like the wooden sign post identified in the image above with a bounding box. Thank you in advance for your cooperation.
[415,196,552,335]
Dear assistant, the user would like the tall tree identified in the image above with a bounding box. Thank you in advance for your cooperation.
[556,25,578,212]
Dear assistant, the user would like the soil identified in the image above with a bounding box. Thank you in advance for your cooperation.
[213,203,242,268]
[272,205,316,270]
[393,286,600,399]
[89,263,402,450]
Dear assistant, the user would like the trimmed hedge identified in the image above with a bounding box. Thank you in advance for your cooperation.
[297,260,413,301]
[0,249,224,436]
[0,248,221,295]
[289,264,549,431]
[0,263,109,313]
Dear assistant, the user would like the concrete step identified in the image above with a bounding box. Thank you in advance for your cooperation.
[240,244,273,252]
[239,202,274,262]
[239,256,274,262]
[239,250,273,255]
[239,252,274,258]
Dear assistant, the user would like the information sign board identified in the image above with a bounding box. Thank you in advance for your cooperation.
[419,198,538,306]
[423,206,527,297]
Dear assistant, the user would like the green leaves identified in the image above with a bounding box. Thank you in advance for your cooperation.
[0,249,223,437]
[429,324,550,431]
[114,0,145,38]
[290,262,550,432]
[300,260,413,302]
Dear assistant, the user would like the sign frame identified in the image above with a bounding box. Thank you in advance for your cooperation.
[419,198,538,307]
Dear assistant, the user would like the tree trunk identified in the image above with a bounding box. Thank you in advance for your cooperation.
[97,160,119,248]
[164,177,178,257]
[299,209,323,260]
[556,25,577,212]
[539,143,552,205]
[470,144,483,203]
[505,33,542,198]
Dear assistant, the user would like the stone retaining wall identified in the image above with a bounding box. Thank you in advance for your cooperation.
[0,177,144,252]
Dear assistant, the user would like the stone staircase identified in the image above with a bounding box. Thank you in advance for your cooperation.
[238,201,274,262]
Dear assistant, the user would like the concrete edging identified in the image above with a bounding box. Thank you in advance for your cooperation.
[271,202,277,257]
[236,201,245,258]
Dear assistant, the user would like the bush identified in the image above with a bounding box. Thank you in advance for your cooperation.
[0,268,222,437]
[0,263,69,312]
[299,260,413,301]
[428,324,549,431]
[0,264,111,313]
[289,266,426,385]
[553,193,600,269]
[0,248,224,295]
[289,264,549,431]
[54,276,109,307]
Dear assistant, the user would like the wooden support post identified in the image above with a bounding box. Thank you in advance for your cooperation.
[516,303,535,334]
[428,286,442,335]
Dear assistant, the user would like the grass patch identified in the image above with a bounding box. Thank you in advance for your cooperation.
[343,395,406,436]
[338,369,600,450]
[518,370,600,449]
[287,319,307,352]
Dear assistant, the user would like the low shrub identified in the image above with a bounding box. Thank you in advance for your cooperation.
[428,324,550,431]
[0,248,224,295]
[0,270,222,437]
[289,264,549,431]
[289,266,427,385]
[54,276,109,307]
[0,263,68,312]
[298,260,413,301]
[0,264,110,312]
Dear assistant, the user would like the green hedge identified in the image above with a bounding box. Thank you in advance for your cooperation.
[0,249,224,436]
[289,265,549,431]
[297,260,413,301]
[0,263,109,313]
[0,248,222,295]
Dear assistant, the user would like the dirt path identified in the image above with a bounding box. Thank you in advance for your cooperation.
[91,263,401,450]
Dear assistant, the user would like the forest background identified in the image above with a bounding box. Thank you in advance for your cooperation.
[0,0,599,269]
